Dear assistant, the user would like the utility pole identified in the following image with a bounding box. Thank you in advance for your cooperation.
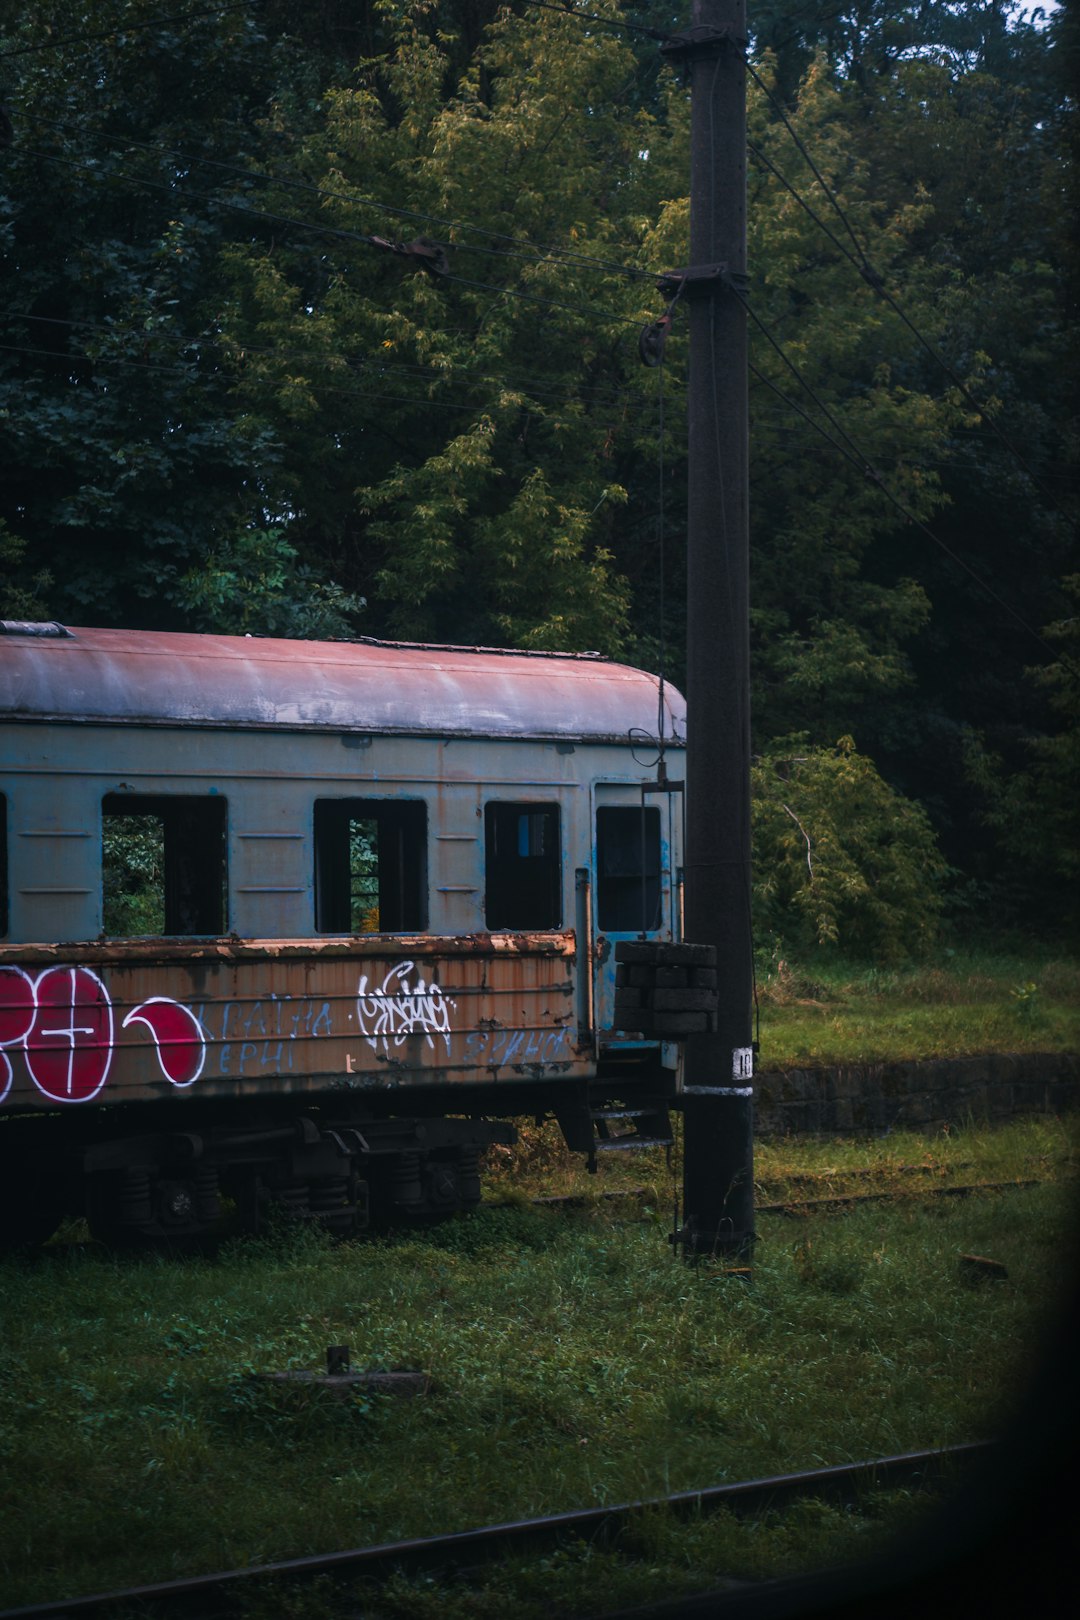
[662,0,755,1258]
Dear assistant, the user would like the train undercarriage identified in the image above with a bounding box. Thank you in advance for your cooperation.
[0,1063,675,1250]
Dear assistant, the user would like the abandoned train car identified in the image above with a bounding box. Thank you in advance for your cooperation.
[0,621,687,1244]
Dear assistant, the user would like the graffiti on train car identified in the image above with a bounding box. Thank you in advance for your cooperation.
[191,992,333,1077]
[463,1025,571,1066]
[357,961,455,1056]
[1,958,570,1102]
[0,964,202,1104]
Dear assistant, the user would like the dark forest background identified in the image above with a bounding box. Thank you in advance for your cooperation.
[1,1,1076,956]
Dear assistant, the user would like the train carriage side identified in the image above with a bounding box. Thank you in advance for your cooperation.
[0,624,686,1245]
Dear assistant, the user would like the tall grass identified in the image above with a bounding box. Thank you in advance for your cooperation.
[754,946,1080,1064]
[1,1117,1076,1610]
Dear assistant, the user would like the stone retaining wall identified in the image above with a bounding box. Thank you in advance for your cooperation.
[753,1051,1080,1136]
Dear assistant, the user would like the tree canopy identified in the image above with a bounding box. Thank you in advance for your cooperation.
[1,0,1075,952]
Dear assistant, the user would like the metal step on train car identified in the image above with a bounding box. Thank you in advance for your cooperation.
[0,621,690,1246]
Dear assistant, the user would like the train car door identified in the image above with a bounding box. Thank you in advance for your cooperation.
[590,782,679,1040]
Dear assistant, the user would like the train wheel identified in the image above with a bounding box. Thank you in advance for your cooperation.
[308,1176,357,1236]
[86,1168,218,1248]
[367,1148,476,1231]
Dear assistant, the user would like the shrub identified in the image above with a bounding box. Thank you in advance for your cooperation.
[752,737,948,962]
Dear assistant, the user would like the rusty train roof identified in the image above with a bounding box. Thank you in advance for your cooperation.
[0,624,687,744]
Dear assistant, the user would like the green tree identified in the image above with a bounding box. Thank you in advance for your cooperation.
[963,575,1080,928]
[752,735,949,960]
[217,3,988,681]
[217,0,653,649]
[0,0,362,631]
[823,7,1077,899]
[740,51,974,750]
[0,519,52,618]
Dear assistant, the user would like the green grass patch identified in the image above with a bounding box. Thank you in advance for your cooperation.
[485,1107,1078,1207]
[754,946,1080,1065]
[2,1116,1077,1609]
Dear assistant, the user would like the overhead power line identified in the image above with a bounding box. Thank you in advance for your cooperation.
[515,0,670,43]
[0,309,649,411]
[0,337,654,432]
[26,115,657,285]
[742,60,1067,518]
[22,144,651,332]
[0,1,255,61]
[510,2,1069,519]
[742,56,866,265]
[741,307,1065,667]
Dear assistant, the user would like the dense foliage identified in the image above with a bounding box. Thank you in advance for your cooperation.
[1,1,1075,952]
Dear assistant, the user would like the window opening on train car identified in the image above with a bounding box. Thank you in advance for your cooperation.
[596,806,662,932]
[314,799,427,933]
[101,795,227,936]
[484,802,561,930]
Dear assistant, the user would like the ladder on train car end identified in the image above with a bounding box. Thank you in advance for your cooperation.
[587,1095,674,1173]
[554,1083,674,1175]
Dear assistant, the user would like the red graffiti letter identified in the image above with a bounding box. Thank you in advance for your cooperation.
[0,965,36,1047]
[25,966,114,1103]
[123,998,206,1088]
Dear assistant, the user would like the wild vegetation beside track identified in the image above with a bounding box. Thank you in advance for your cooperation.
[753,946,1080,1068]
[1,1115,1076,1614]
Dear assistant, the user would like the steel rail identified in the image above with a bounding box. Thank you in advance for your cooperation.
[755,1179,1042,1216]
[26,1178,1048,1261]
[2,1442,991,1619]
[519,1177,1047,1216]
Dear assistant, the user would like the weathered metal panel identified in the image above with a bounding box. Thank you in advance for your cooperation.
[0,627,687,744]
[1,718,686,947]
[0,936,588,1112]
[590,781,680,1042]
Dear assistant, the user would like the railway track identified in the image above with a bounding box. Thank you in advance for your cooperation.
[754,1176,1041,1215]
[22,1173,1048,1263]
[523,1175,1046,1218]
[2,1443,990,1620]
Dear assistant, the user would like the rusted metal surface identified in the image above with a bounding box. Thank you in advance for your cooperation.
[3,933,571,965]
[0,626,687,743]
[0,935,590,1114]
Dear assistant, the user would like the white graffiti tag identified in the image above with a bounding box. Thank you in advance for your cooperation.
[356,962,456,1057]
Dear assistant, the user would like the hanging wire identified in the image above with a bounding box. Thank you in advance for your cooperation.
[19,144,652,334]
[516,0,671,43]
[0,2,256,60]
[741,320,1073,671]
[742,55,867,263]
[744,134,1068,518]
[0,308,651,412]
[25,113,659,284]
